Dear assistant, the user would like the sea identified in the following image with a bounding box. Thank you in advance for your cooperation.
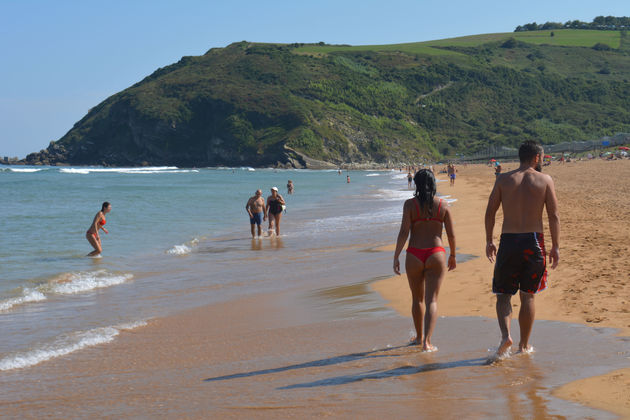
[0,165,421,371]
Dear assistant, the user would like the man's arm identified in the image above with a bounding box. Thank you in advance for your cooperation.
[545,176,560,269]
[484,181,502,262]
[245,198,253,217]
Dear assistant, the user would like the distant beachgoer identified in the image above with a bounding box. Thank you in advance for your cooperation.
[393,169,456,351]
[346,175,350,183]
[495,164,502,177]
[246,189,266,238]
[485,140,560,358]
[447,163,456,186]
[338,169,342,175]
[266,187,285,236]
[287,180,294,195]
[407,172,413,189]
[86,202,111,256]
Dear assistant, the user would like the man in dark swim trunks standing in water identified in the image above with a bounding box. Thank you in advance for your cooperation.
[246,189,266,238]
[485,140,560,358]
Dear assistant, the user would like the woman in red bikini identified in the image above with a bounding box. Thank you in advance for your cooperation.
[393,170,456,351]
[86,202,111,256]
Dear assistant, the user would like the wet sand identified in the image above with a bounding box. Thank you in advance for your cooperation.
[372,159,630,417]
[1,283,627,419]
[1,160,629,418]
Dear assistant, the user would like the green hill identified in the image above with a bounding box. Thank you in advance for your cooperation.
[25,29,630,167]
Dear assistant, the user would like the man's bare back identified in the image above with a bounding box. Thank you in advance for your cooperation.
[493,168,556,235]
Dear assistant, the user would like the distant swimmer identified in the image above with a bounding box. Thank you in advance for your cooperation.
[407,172,413,189]
[287,180,294,195]
[246,189,266,238]
[266,187,285,236]
[447,163,456,186]
[485,140,560,358]
[393,169,456,351]
[346,175,350,183]
[86,202,111,256]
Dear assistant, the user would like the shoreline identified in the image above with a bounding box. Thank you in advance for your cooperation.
[371,160,630,418]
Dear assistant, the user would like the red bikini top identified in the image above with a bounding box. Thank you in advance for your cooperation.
[412,198,443,224]
[99,217,106,226]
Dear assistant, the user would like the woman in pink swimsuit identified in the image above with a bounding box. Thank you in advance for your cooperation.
[86,202,111,256]
[393,170,456,351]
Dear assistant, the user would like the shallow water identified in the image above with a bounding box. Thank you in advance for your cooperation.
[0,165,415,369]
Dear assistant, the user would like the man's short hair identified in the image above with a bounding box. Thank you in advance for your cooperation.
[519,140,543,163]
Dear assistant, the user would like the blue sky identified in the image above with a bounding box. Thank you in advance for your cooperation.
[1,0,628,158]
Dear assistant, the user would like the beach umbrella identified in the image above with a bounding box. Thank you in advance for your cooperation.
[490,159,496,162]
[619,146,629,150]
[544,155,552,158]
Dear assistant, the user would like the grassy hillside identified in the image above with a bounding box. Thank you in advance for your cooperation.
[25,30,630,167]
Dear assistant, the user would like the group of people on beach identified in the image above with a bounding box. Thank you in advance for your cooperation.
[394,140,559,358]
[85,140,560,359]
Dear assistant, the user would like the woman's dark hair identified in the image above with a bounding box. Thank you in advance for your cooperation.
[519,140,543,163]
[101,202,110,211]
[413,169,436,216]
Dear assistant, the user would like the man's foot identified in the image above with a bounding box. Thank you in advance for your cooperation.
[422,344,438,352]
[496,336,513,356]
[516,344,535,354]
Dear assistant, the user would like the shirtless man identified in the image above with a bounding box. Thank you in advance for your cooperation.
[447,164,456,186]
[485,140,560,357]
[246,189,266,238]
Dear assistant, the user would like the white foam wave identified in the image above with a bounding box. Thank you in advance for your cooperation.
[48,270,133,294]
[166,238,198,255]
[7,168,44,173]
[305,207,402,234]
[0,320,147,371]
[365,173,381,177]
[0,289,47,312]
[370,188,414,201]
[167,244,192,255]
[391,173,410,179]
[59,166,196,175]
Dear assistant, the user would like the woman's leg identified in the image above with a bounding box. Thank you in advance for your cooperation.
[268,214,275,235]
[405,252,425,345]
[274,212,282,236]
[86,232,102,256]
[422,252,447,351]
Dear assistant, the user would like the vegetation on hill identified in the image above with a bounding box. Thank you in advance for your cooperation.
[515,16,630,32]
[24,29,630,167]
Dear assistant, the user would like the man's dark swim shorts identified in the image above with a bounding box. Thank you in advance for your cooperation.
[493,232,547,295]
[250,212,263,225]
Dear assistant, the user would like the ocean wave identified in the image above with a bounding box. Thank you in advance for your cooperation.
[0,289,47,312]
[0,320,147,371]
[4,168,45,173]
[47,270,133,294]
[305,208,402,234]
[59,166,197,175]
[370,188,414,201]
[166,238,199,255]
[365,173,381,177]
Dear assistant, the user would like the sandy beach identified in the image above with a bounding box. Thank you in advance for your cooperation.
[1,160,629,418]
[372,159,630,417]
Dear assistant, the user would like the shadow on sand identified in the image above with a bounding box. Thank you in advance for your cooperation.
[204,344,488,390]
[203,345,409,383]
[277,357,488,389]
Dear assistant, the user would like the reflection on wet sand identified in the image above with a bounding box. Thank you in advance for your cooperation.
[250,237,284,251]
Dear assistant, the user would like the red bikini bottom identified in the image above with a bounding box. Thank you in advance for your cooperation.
[406,246,446,263]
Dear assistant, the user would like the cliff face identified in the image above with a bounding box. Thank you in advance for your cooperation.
[23,35,630,167]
